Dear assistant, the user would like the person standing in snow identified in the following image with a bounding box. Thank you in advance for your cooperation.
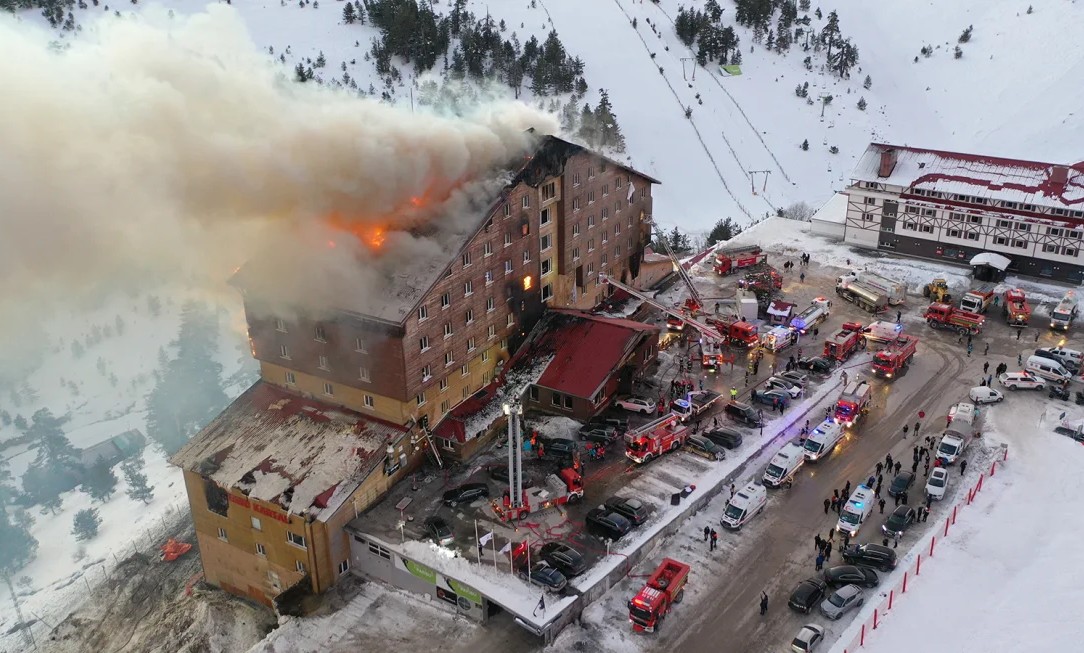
[878,497,886,514]
[961,460,968,476]
[824,498,831,514]
[760,592,769,615]
[703,525,711,542]
[815,552,825,571]
[894,461,902,475]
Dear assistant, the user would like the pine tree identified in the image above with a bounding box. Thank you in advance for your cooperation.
[578,104,598,147]
[122,458,155,504]
[0,509,38,574]
[958,25,973,43]
[799,0,811,11]
[857,96,867,111]
[594,89,626,152]
[295,63,309,82]
[81,463,118,503]
[954,45,963,59]
[707,218,743,246]
[801,139,810,151]
[821,10,841,59]
[863,74,872,89]
[315,51,326,68]
[342,2,355,23]
[72,508,102,541]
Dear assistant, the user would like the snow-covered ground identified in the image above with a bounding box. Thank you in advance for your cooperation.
[829,397,1084,652]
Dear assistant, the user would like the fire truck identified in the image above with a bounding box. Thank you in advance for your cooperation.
[705,316,760,347]
[871,335,918,378]
[713,245,766,275]
[834,380,872,427]
[737,268,783,292]
[822,327,864,362]
[1003,288,1031,327]
[493,468,584,521]
[628,558,691,632]
[789,297,833,334]
[625,414,691,464]
[924,303,985,335]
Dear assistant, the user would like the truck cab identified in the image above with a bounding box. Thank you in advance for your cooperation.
[834,381,872,427]
[628,558,691,632]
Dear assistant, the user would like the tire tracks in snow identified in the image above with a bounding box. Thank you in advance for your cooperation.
[646,2,795,189]
[608,0,754,220]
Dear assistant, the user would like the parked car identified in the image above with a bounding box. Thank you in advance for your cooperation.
[585,508,632,541]
[822,565,879,589]
[578,426,617,444]
[539,542,587,577]
[766,376,803,399]
[423,516,455,547]
[926,468,948,500]
[841,543,898,572]
[685,435,726,461]
[585,416,629,433]
[887,470,915,498]
[881,505,916,538]
[518,563,567,592]
[488,465,510,483]
[604,496,650,526]
[442,482,489,507]
[820,584,865,620]
[539,437,579,458]
[1050,384,1072,400]
[702,427,744,450]
[999,371,1045,390]
[796,357,835,375]
[724,401,764,427]
[614,396,655,414]
[751,388,790,408]
[968,386,1004,405]
[788,577,828,614]
[779,370,810,388]
[790,624,826,653]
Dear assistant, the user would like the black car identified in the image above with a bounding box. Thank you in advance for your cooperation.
[788,577,828,613]
[887,471,915,498]
[604,496,650,526]
[882,505,916,538]
[518,563,568,592]
[703,427,744,449]
[423,516,455,547]
[724,401,763,427]
[822,565,879,589]
[585,508,633,541]
[539,542,587,577]
[488,465,510,483]
[540,437,579,458]
[585,416,629,433]
[750,389,789,408]
[796,356,835,375]
[442,482,489,507]
[841,543,898,572]
[578,426,617,444]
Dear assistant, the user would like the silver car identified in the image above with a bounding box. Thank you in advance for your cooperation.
[791,623,825,652]
[820,584,864,620]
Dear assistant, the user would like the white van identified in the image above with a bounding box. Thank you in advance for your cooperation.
[936,430,971,466]
[946,402,976,430]
[1025,355,1072,384]
[802,421,845,461]
[720,482,767,530]
[763,443,805,488]
[836,485,876,537]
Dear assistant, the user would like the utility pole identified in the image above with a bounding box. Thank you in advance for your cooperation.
[3,572,35,651]
[749,170,771,196]
[680,57,696,81]
[819,94,832,119]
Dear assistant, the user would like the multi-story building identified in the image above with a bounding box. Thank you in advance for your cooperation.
[842,143,1084,283]
[172,134,659,608]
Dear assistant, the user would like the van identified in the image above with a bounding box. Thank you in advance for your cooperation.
[836,485,876,537]
[1036,347,1082,373]
[720,482,767,530]
[936,431,971,465]
[1025,355,1072,384]
[763,442,805,488]
[802,420,845,461]
[725,401,764,427]
[946,402,976,430]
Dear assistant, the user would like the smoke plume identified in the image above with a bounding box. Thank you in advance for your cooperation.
[0,6,557,347]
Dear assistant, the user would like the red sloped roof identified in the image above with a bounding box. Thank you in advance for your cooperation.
[535,310,658,398]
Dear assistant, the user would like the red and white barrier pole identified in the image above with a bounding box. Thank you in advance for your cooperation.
[873,607,880,630]
[952,505,958,525]
[903,571,908,593]
[977,474,984,491]
[944,516,950,536]
[930,535,937,556]
[916,553,923,574]
[888,589,894,610]
[967,487,973,505]
[990,460,997,477]
[861,623,867,645]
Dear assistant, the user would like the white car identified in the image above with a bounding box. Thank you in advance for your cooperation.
[766,377,803,399]
[999,371,1046,391]
[791,623,825,652]
[968,386,1004,405]
[614,396,655,414]
[926,467,948,501]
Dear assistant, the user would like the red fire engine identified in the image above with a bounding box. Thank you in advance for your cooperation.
[713,246,766,275]
[1003,288,1032,327]
[625,414,691,464]
[924,303,985,335]
[871,335,918,379]
[628,558,691,632]
[834,380,872,427]
[705,316,760,347]
[493,467,584,521]
[822,327,864,361]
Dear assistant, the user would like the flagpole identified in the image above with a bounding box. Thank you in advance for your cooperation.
[474,519,481,563]
[492,533,498,569]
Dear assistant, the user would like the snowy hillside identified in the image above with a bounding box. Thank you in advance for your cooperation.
[8,0,1083,236]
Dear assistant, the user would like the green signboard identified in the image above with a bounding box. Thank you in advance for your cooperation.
[404,559,437,584]
[447,578,482,604]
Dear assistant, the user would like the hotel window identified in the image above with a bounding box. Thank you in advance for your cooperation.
[573,198,581,211]
[994,236,1008,245]
[602,207,610,220]
[968,215,982,224]
[504,260,513,275]
[465,309,474,324]
[1014,223,1031,232]
[488,325,497,338]
[462,251,472,267]
[572,223,580,237]
[359,367,371,382]
[521,195,531,209]
[441,399,450,413]
[542,182,556,201]
[588,191,596,204]
[573,173,581,186]
[920,225,933,233]
[541,259,552,275]
[484,242,493,256]
[862,212,874,222]
[905,206,919,214]
[314,325,327,342]
[542,284,553,301]
[275,318,287,333]
[338,560,350,575]
[444,352,454,367]
[950,212,965,221]
[323,382,334,396]
[615,222,622,235]
[602,229,609,244]
[217,528,227,541]
[418,305,428,321]
[464,280,473,296]
[441,292,450,309]
[1064,247,1079,257]
[485,271,494,285]
[482,350,490,362]
[482,371,491,384]
[419,335,430,351]
[541,234,552,251]
[422,365,432,381]
[1048,227,1063,236]
[318,355,329,370]
[602,184,609,196]
[444,323,453,338]
[966,232,979,241]
[354,337,367,353]
[540,209,551,226]
[996,219,1012,228]
[1014,240,1026,249]
[500,338,508,350]
[640,187,647,199]
[588,239,596,252]
[1071,231,1083,239]
[588,215,596,229]
[503,203,510,217]
[864,196,876,205]
[416,392,427,406]
[461,363,470,377]
[921,208,936,217]
[487,297,496,312]
[588,167,595,179]
[287,532,307,549]
[1043,244,1058,253]
[279,344,290,359]
[504,232,512,247]
[523,250,532,264]
[506,314,515,327]
[285,371,296,385]
[467,337,477,351]
[572,247,580,260]
[364,395,374,408]
[439,378,448,392]
[295,560,306,573]
[256,543,266,557]
[947,229,961,238]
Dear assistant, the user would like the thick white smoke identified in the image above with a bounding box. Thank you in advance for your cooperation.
[0,5,557,348]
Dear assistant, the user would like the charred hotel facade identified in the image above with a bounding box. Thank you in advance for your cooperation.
[171,135,662,609]
[843,143,1084,283]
